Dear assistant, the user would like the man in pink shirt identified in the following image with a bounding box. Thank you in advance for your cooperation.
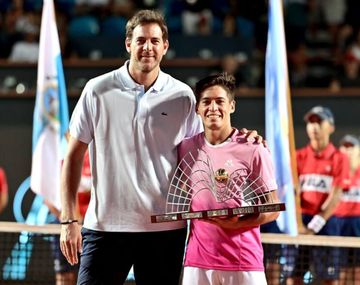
[178,72,280,285]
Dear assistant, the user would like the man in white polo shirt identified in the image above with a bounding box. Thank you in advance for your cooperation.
[59,9,262,285]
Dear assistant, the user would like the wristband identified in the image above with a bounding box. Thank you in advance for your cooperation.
[307,215,326,233]
[60,219,78,225]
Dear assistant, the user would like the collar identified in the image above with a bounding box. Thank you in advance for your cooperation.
[118,60,165,93]
[306,143,337,159]
[203,128,240,146]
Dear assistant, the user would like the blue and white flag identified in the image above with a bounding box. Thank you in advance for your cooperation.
[265,0,298,235]
[30,0,69,210]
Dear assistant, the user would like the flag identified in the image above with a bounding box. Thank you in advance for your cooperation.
[265,0,299,235]
[30,0,69,210]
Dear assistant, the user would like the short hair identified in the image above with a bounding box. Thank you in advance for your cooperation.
[194,72,236,103]
[126,9,168,41]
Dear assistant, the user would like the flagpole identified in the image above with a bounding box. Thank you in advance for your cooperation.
[286,79,305,233]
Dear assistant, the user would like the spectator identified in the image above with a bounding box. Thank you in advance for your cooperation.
[181,0,213,35]
[218,53,250,88]
[308,0,347,50]
[329,50,360,92]
[284,0,309,49]
[8,19,39,62]
[0,167,8,215]
[288,44,311,87]
[285,105,349,285]
[0,1,27,58]
[334,134,360,285]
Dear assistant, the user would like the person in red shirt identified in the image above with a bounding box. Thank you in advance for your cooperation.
[285,106,350,285]
[0,167,8,215]
[334,134,360,285]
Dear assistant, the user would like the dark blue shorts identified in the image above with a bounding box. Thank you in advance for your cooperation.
[284,215,342,280]
[338,216,360,266]
[77,227,187,285]
[261,221,284,263]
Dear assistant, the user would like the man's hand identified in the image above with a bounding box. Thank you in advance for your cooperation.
[299,227,316,235]
[60,222,82,265]
[239,128,267,147]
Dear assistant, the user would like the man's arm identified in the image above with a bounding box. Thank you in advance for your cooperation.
[0,190,8,215]
[320,186,343,220]
[0,169,8,214]
[60,136,88,265]
[303,186,343,235]
[61,136,88,221]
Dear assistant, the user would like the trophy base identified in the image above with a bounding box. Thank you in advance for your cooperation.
[151,203,286,223]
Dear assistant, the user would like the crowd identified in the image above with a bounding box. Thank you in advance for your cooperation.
[1,0,360,89]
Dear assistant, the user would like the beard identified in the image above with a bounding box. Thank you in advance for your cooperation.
[136,55,160,72]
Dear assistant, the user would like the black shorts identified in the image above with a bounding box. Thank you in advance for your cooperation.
[77,227,187,285]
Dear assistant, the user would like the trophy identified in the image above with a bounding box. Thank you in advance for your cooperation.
[151,149,285,223]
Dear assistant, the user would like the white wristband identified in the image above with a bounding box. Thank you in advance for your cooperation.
[307,214,326,233]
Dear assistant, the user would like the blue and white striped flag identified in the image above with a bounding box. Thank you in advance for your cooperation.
[265,0,298,235]
[30,0,69,210]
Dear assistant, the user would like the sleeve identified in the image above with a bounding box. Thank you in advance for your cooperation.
[177,139,190,163]
[0,168,8,194]
[69,83,94,144]
[296,149,302,174]
[184,92,203,138]
[332,151,350,189]
[251,145,278,192]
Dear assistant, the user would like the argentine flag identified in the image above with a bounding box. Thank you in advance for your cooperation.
[30,0,69,210]
[265,0,298,235]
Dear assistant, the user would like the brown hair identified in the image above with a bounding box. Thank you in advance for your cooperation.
[194,72,236,103]
[126,9,168,41]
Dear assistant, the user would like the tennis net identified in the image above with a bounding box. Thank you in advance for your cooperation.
[1,222,360,284]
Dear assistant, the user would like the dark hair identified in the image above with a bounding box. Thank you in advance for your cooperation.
[126,9,168,41]
[194,72,236,103]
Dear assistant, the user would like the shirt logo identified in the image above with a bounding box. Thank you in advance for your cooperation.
[341,187,360,202]
[324,165,332,173]
[224,160,233,167]
[161,112,168,116]
[299,174,333,193]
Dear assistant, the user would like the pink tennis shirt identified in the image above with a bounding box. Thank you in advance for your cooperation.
[178,129,277,271]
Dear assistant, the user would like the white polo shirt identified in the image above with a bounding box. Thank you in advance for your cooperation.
[69,61,203,231]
